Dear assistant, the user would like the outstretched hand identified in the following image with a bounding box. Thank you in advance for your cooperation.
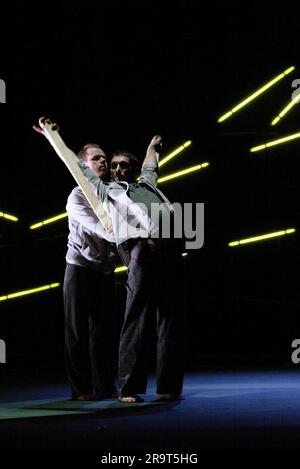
[148,135,162,152]
[143,135,162,167]
[32,117,59,139]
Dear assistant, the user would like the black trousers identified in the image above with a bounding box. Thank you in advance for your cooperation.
[118,240,185,395]
[63,263,117,398]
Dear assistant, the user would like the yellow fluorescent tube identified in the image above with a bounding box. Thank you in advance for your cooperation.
[250,131,300,152]
[0,283,61,301]
[158,162,209,184]
[30,212,68,229]
[271,92,300,126]
[159,140,192,168]
[228,228,296,247]
[0,211,19,222]
[218,66,295,123]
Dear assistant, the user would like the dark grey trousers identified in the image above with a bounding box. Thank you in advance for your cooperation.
[118,241,185,395]
[63,263,117,398]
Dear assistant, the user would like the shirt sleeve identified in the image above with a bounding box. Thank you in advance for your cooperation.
[77,160,109,202]
[67,188,113,240]
[139,164,158,186]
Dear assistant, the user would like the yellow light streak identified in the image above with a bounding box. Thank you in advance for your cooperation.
[0,283,61,302]
[250,131,300,152]
[0,211,18,222]
[228,228,296,247]
[30,212,68,230]
[159,141,192,168]
[218,66,295,123]
[158,163,209,184]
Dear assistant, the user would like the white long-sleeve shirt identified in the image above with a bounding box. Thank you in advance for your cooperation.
[66,186,116,273]
[77,162,173,246]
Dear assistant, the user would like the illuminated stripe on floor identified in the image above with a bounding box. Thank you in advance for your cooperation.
[271,92,300,126]
[158,163,209,184]
[30,212,68,230]
[250,131,300,152]
[159,141,192,168]
[0,211,18,222]
[0,283,61,302]
[218,66,295,123]
[228,228,296,247]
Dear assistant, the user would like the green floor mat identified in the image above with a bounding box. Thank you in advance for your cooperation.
[0,407,92,420]
[27,399,157,411]
[0,398,162,421]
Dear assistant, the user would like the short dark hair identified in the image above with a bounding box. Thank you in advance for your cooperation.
[111,150,139,169]
[77,143,103,160]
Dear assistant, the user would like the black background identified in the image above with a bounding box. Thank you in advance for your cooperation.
[0,3,299,371]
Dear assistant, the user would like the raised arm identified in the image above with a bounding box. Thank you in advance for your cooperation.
[33,117,79,163]
[142,135,162,168]
[33,117,113,234]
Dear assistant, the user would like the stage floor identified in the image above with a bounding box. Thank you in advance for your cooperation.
[1,369,300,452]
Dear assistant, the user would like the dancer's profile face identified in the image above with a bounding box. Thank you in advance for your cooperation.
[84,147,108,178]
[110,156,135,182]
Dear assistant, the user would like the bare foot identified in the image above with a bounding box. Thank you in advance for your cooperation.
[118,394,144,403]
